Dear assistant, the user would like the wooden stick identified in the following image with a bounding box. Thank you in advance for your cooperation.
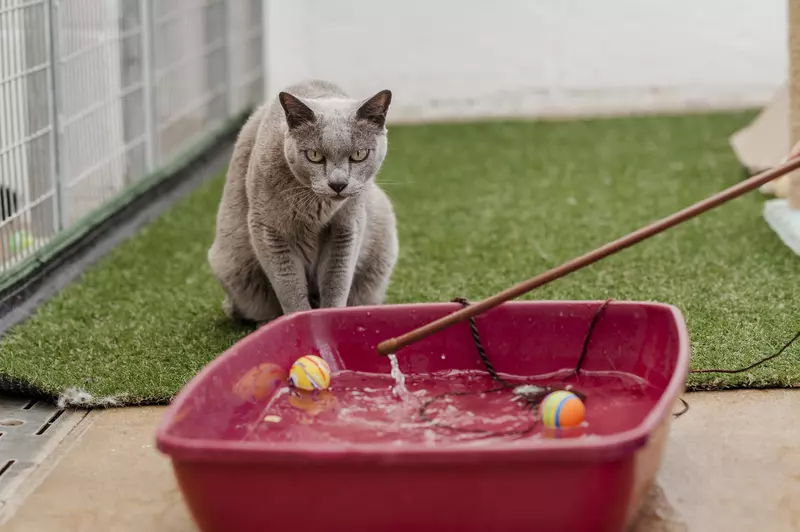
[377,157,800,356]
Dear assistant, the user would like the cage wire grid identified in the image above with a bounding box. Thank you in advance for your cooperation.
[0,0,264,275]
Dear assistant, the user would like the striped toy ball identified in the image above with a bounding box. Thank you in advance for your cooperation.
[539,390,585,429]
[289,355,332,391]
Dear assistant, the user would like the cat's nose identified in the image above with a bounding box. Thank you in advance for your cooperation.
[328,181,347,194]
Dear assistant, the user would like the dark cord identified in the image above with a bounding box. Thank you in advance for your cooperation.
[673,397,690,418]
[689,330,800,375]
[675,328,800,418]
[451,297,510,387]
[415,298,603,438]
[575,299,613,374]
[419,298,800,432]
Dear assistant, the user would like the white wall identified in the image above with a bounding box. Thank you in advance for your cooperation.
[264,0,787,121]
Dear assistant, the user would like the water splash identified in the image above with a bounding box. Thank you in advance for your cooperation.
[240,369,657,447]
[388,354,409,399]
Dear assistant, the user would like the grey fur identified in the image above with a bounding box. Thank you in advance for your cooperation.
[208,80,398,323]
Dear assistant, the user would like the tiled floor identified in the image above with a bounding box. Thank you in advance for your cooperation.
[2,390,799,532]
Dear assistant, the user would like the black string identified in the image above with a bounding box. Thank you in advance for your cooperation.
[575,299,613,374]
[673,397,690,418]
[416,298,604,438]
[450,297,510,387]
[689,329,800,375]
[419,298,800,431]
[416,298,537,438]
[674,328,800,418]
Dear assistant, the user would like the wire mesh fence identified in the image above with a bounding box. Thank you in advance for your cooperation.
[0,0,263,275]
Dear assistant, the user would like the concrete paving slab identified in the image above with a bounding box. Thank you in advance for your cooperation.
[657,389,800,532]
[2,390,798,532]
[2,407,193,532]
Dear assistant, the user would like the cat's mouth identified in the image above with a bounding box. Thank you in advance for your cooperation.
[313,191,348,201]
[314,188,358,201]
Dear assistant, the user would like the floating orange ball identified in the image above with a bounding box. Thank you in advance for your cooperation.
[232,363,287,401]
[539,390,585,429]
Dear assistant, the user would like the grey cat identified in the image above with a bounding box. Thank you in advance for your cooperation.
[208,80,399,324]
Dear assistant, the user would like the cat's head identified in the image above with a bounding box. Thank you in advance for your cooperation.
[278,89,392,200]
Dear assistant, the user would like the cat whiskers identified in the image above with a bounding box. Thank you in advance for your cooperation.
[281,185,313,199]
[290,189,321,214]
[282,186,316,207]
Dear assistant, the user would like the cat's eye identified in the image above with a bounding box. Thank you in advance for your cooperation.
[305,150,324,163]
[350,149,369,162]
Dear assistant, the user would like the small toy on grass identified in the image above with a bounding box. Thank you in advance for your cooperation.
[289,355,331,391]
[539,390,585,429]
[8,230,34,254]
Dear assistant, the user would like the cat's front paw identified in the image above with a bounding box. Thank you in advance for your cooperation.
[281,300,313,315]
[319,295,349,309]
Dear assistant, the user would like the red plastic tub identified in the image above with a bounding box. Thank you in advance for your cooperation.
[156,300,689,532]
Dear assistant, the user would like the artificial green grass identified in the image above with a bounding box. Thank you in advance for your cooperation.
[3,110,800,405]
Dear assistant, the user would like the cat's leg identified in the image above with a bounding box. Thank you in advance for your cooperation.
[220,265,281,323]
[222,295,247,322]
[317,219,361,308]
[347,260,393,306]
[209,249,282,323]
[348,234,398,307]
[346,187,399,307]
[249,223,313,314]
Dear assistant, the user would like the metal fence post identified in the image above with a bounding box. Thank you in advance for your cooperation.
[224,0,235,118]
[141,0,158,170]
[45,0,64,231]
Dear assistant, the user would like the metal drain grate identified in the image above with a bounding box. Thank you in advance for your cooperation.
[0,396,85,514]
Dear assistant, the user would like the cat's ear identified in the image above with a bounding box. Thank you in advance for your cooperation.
[356,89,392,128]
[279,92,316,129]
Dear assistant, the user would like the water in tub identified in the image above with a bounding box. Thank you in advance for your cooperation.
[244,361,660,447]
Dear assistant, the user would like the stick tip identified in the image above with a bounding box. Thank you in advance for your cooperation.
[377,338,397,356]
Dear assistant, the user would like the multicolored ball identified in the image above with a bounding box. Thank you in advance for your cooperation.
[289,355,331,391]
[539,390,585,429]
